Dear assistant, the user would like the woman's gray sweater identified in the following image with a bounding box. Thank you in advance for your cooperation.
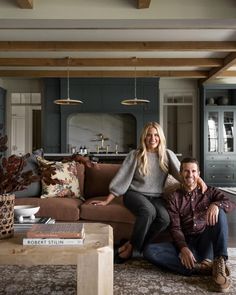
[109,149,180,197]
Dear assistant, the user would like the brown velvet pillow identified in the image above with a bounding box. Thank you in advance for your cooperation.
[84,163,121,198]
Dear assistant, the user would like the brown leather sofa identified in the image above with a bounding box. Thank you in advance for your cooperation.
[15,163,135,243]
[15,160,178,244]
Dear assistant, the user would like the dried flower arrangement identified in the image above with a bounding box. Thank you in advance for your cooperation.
[0,132,41,195]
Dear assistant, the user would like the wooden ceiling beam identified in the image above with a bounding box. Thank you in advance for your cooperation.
[203,52,236,82]
[0,70,208,78]
[0,41,236,52]
[220,71,236,77]
[137,0,151,9]
[16,0,33,9]
[0,57,223,67]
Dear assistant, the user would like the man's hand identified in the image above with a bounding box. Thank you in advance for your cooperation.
[206,203,219,226]
[179,247,196,269]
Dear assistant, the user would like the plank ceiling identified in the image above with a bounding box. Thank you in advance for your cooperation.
[0,0,236,84]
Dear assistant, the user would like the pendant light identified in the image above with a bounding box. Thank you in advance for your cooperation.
[121,58,150,105]
[54,57,83,105]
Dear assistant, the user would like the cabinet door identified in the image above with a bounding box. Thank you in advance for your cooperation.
[223,111,234,153]
[207,111,219,153]
[206,109,235,154]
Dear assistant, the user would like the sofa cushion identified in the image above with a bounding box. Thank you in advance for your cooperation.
[84,163,121,198]
[15,197,82,221]
[80,196,135,224]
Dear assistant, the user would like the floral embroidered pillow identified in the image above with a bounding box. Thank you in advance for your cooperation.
[37,157,81,199]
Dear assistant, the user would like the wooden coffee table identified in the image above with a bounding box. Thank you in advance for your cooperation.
[0,223,113,295]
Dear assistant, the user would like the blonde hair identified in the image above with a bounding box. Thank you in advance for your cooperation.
[136,122,168,176]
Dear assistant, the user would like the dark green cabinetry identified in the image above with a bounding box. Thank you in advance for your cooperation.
[201,85,236,186]
[42,78,159,153]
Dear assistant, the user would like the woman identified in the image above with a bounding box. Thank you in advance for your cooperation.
[89,122,205,263]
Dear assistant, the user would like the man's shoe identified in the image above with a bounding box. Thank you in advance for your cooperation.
[195,258,231,276]
[194,259,213,275]
[213,256,231,293]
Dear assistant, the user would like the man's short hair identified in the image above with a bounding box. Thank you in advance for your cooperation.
[180,157,200,172]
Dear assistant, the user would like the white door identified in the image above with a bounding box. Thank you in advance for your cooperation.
[166,105,193,159]
[10,105,41,155]
[160,91,196,160]
[11,108,25,155]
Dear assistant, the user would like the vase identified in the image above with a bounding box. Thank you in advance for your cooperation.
[0,194,15,239]
[218,96,229,105]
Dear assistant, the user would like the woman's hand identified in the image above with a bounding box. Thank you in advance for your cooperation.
[88,200,109,206]
[87,193,116,206]
[197,177,207,193]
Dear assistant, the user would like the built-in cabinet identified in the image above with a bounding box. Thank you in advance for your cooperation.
[201,85,236,186]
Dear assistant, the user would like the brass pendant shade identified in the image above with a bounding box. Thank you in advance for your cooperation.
[121,98,150,105]
[121,61,150,105]
[54,98,83,105]
[54,57,83,105]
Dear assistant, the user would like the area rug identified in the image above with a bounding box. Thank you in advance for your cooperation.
[0,248,236,295]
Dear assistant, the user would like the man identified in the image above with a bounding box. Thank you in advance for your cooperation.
[143,157,236,293]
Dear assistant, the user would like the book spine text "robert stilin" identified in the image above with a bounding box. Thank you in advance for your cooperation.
[23,238,84,246]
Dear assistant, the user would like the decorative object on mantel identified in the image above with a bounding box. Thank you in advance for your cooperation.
[121,57,150,105]
[54,57,83,105]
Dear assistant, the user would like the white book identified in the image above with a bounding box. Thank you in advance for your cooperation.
[23,237,84,246]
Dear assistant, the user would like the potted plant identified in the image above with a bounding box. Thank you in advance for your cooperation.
[0,130,41,238]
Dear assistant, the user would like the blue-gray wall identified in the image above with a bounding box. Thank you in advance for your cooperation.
[0,87,6,131]
[42,78,159,153]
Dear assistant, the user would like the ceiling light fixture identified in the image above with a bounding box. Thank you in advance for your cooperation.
[121,58,150,105]
[54,57,83,105]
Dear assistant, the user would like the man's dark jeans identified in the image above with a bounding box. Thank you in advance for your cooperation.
[143,209,228,275]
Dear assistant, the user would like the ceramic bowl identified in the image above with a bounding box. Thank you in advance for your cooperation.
[14,205,40,222]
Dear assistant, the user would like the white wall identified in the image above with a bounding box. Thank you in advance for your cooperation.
[159,78,198,90]
[0,0,235,19]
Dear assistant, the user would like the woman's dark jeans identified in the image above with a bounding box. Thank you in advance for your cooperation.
[123,190,170,252]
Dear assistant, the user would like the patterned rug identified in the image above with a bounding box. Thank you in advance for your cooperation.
[0,248,236,295]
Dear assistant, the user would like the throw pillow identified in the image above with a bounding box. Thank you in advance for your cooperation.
[14,149,44,198]
[37,157,81,199]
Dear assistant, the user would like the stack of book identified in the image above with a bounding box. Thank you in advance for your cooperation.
[14,216,55,232]
[23,223,85,246]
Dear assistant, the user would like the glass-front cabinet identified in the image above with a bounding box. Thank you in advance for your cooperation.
[207,109,235,154]
[202,85,236,187]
